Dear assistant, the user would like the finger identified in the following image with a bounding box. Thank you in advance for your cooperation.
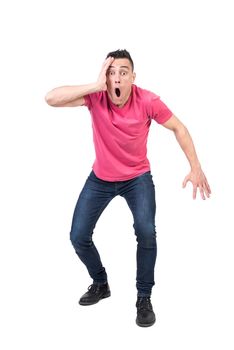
[103,57,114,68]
[193,185,197,200]
[203,176,211,194]
[101,58,111,72]
[199,186,206,200]
[102,58,114,75]
[182,176,189,188]
[104,56,113,63]
[204,182,211,198]
[201,178,211,198]
[205,181,212,195]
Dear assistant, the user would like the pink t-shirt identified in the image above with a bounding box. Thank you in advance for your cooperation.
[84,84,172,181]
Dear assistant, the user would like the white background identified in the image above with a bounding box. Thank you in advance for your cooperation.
[1,0,233,349]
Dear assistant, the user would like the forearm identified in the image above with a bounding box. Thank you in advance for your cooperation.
[174,125,201,170]
[45,82,100,106]
[162,115,211,199]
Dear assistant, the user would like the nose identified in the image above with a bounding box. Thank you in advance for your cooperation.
[115,72,120,84]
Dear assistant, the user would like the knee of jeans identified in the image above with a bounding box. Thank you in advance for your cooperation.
[134,222,156,248]
[70,224,92,249]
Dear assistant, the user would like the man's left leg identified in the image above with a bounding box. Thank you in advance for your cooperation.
[121,171,157,327]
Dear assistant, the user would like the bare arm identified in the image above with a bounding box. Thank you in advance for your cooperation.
[45,57,114,107]
[45,83,97,107]
[162,115,211,200]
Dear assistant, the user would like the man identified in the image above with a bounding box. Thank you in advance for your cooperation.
[45,49,211,327]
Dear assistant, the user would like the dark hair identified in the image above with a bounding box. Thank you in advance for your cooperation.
[106,49,134,71]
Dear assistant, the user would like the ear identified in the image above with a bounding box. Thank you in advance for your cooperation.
[132,72,136,83]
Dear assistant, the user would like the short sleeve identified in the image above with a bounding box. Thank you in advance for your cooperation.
[83,94,92,110]
[147,95,173,124]
[83,92,103,111]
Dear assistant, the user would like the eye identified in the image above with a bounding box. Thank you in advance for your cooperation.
[121,71,127,76]
[109,71,115,76]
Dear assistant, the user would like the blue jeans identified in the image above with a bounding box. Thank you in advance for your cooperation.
[70,170,157,297]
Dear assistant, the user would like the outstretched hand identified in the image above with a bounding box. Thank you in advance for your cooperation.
[96,57,114,92]
[182,167,211,200]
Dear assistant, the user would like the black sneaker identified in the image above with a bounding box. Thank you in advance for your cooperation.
[79,283,111,306]
[136,297,156,327]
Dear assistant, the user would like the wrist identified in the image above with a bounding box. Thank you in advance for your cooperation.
[87,82,100,93]
[94,78,107,92]
[95,82,104,92]
[191,162,201,172]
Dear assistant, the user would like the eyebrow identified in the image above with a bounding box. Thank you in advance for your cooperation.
[109,65,130,70]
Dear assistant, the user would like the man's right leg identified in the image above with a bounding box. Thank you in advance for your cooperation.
[70,171,115,285]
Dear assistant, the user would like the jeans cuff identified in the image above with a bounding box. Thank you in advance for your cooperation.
[93,281,108,286]
[137,292,151,298]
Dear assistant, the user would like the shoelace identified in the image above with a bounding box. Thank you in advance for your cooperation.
[87,283,106,294]
[137,297,153,311]
[88,284,99,294]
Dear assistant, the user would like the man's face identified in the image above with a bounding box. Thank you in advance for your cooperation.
[106,58,136,107]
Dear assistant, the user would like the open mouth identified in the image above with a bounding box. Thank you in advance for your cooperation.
[115,88,121,97]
